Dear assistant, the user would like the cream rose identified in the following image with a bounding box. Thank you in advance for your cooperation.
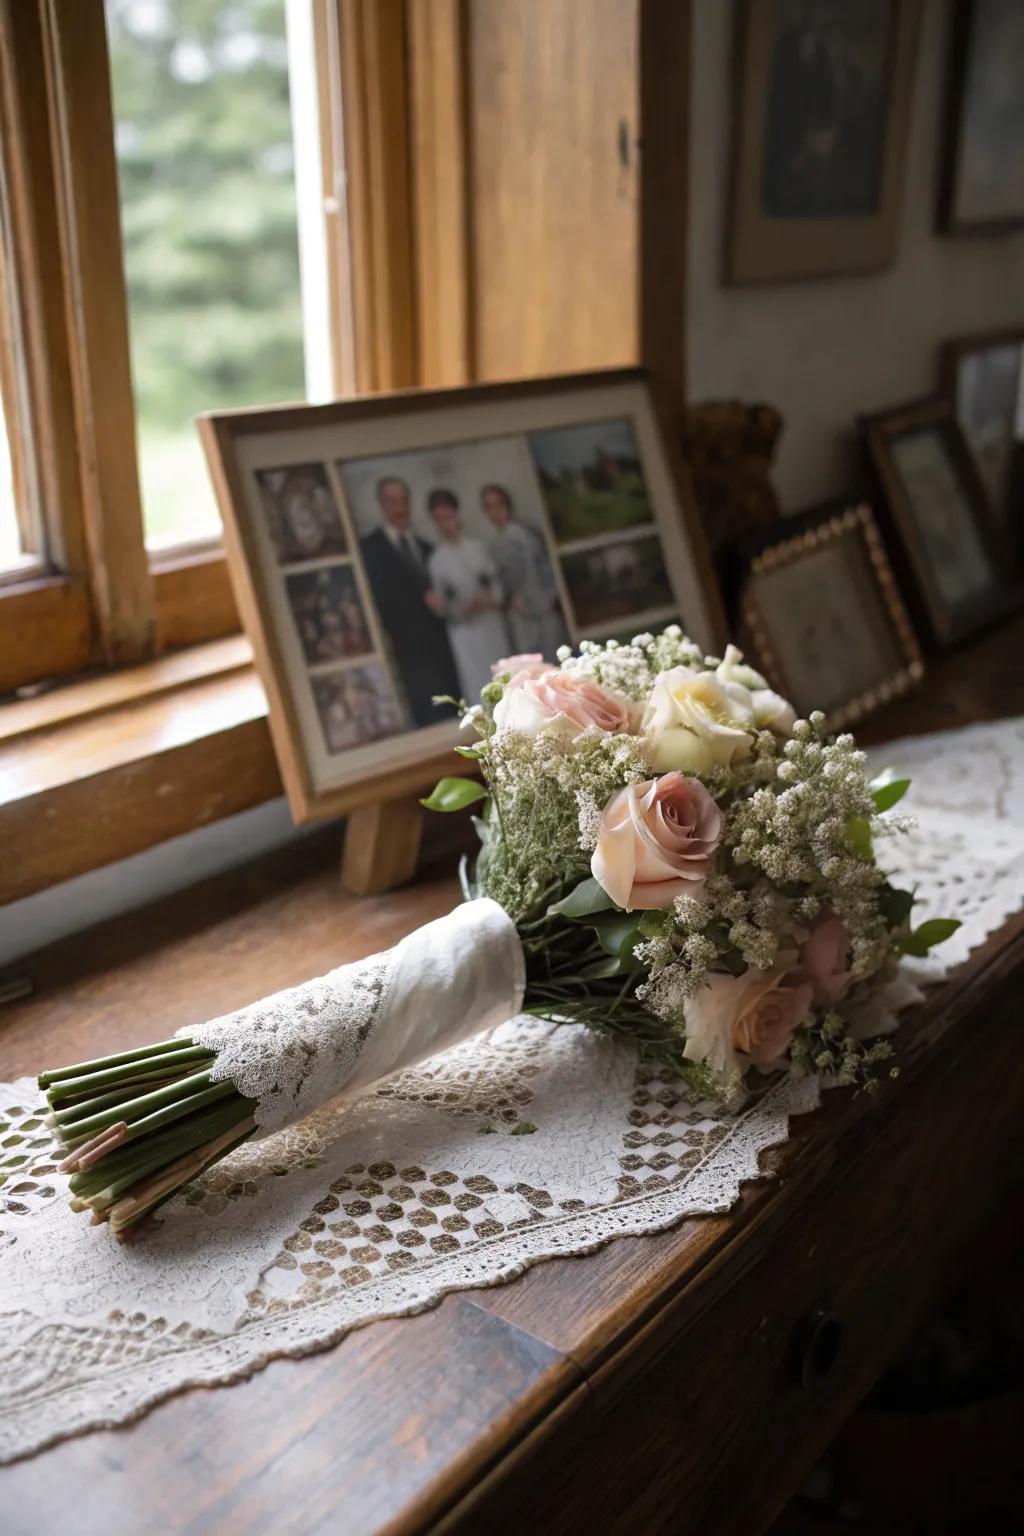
[493,670,631,740]
[683,954,813,1076]
[715,645,795,737]
[714,643,767,692]
[750,688,797,736]
[591,772,722,911]
[643,666,756,774]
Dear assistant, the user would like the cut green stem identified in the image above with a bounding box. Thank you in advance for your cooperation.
[38,1037,197,1088]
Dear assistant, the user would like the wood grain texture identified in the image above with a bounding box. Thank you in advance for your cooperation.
[0,666,280,904]
[153,547,240,651]
[0,636,252,744]
[408,0,471,387]
[0,0,88,580]
[0,576,92,695]
[341,795,425,895]
[339,0,418,393]
[465,0,638,380]
[43,0,154,666]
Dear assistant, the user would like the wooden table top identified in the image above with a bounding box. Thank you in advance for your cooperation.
[3,614,1024,1535]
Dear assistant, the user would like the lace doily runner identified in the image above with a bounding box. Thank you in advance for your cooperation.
[1,715,1022,1466]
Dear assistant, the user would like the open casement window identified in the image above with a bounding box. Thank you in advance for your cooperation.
[0,0,351,691]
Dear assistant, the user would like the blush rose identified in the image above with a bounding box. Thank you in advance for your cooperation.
[493,670,632,740]
[490,653,556,680]
[591,772,723,912]
[799,912,851,1005]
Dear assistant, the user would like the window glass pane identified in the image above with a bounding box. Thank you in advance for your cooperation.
[106,0,306,549]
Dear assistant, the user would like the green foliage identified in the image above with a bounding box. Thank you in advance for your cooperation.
[898,917,961,957]
[546,877,616,920]
[878,882,915,929]
[106,0,305,536]
[845,815,874,860]
[870,776,911,813]
[421,777,488,813]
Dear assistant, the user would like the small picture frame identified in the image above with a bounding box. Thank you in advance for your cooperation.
[939,326,1024,538]
[939,0,1024,234]
[200,369,722,823]
[861,396,1011,648]
[740,503,923,730]
[727,0,923,284]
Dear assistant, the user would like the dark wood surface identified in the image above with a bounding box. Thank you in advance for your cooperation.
[2,614,1024,1536]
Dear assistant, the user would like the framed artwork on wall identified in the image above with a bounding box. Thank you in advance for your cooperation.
[740,503,923,730]
[727,0,923,284]
[200,369,723,824]
[939,326,1024,542]
[861,397,1012,649]
[939,0,1024,233]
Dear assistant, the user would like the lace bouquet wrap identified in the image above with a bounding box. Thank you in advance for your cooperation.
[39,629,958,1237]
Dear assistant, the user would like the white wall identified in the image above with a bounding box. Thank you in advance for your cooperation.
[687,0,1024,511]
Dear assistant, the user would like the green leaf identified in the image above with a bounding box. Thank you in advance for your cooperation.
[547,877,616,920]
[577,955,626,979]
[900,917,961,957]
[878,883,915,929]
[846,815,874,860]
[590,912,645,966]
[420,776,487,812]
[870,776,911,813]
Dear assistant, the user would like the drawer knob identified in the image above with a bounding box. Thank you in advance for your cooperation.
[795,1308,843,1389]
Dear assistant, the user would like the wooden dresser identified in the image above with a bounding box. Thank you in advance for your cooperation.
[2,615,1023,1535]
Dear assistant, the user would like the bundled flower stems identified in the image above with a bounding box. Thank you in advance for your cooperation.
[40,1039,257,1236]
[41,629,958,1238]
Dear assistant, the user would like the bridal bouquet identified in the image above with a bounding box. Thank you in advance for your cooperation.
[40,628,957,1236]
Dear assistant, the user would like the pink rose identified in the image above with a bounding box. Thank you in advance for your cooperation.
[493,670,632,739]
[800,913,851,1005]
[490,653,556,680]
[684,954,813,1076]
[591,772,723,911]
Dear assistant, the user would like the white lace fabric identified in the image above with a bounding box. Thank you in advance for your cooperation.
[1,715,1021,1466]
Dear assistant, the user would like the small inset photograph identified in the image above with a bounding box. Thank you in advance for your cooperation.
[312,663,407,755]
[255,463,349,565]
[559,534,675,632]
[285,564,374,665]
[527,418,654,545]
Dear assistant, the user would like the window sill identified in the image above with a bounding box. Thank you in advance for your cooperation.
[0,637,283,905]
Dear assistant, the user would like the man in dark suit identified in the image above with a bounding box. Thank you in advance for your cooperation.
[360,477,460,726]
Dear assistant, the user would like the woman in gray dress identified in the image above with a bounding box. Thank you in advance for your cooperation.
[480,483,569,657]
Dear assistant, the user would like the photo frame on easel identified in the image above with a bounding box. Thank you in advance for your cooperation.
[199,369,723,851]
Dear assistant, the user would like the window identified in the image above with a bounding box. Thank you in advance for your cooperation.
[0,0,444,694]
[106,0,307,550]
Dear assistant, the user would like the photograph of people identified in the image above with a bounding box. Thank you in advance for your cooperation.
[358,477,460,726]
[256,463,348,565]
[285,565,374,666]
[480,483,570,657]
[427,488,511,702]
[313,663,406,753]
